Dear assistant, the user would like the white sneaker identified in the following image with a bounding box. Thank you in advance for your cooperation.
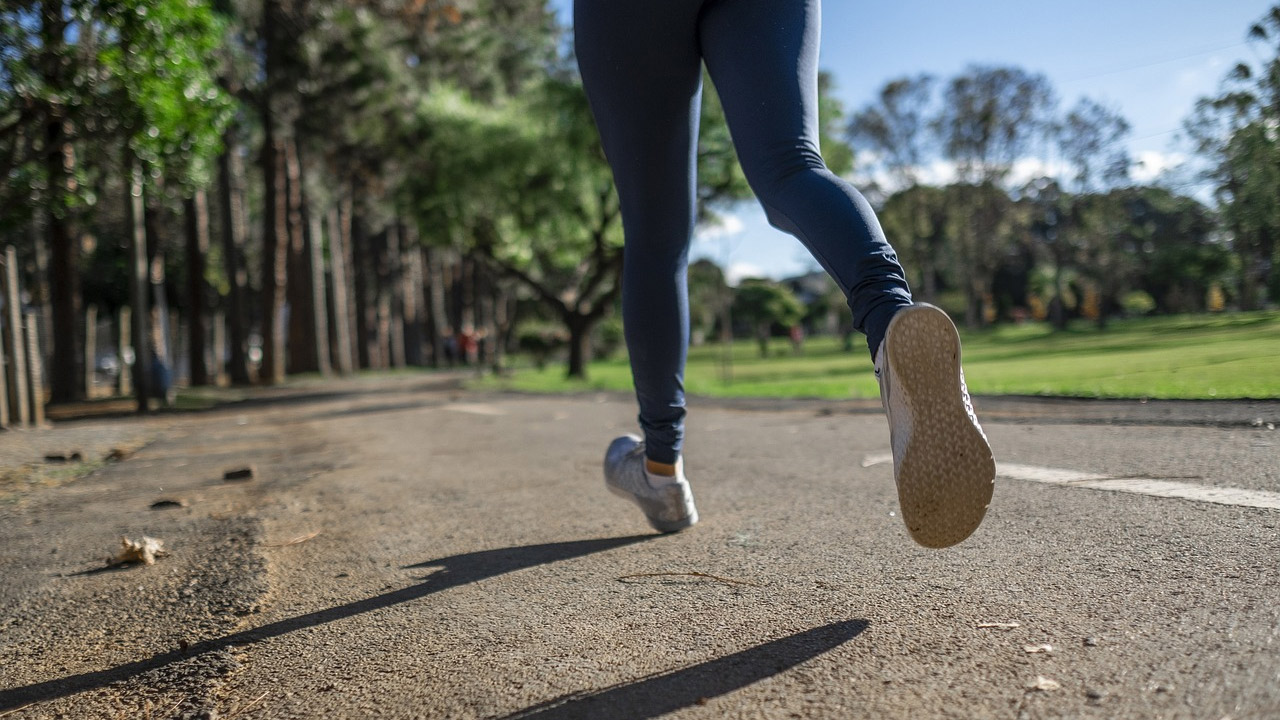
[603,435,698,533]
[875,304,995,548]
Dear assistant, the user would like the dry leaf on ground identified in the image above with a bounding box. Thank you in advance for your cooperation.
[114,536,169,565]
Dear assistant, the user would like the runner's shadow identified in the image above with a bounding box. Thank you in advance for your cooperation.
[495,619,869,720]
[0,535,653,710]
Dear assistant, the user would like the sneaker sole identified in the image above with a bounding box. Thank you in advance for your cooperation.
[885,305,995,548]
[605,482,698,533]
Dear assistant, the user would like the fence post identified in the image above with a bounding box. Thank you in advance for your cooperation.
[25,314,45,427]
[84,304,98,399]
[117,307,131,396]
[0,308,8,429]
[3,245,30,428]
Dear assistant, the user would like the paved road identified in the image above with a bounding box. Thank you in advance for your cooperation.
[1,375,1278,719]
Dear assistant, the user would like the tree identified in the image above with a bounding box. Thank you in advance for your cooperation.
[687,258,729,346]
[877,184,951,304]
[1124,187,1227,314]
[849,75,940,302]
[849,74,936,189]
[731,279,805,357]
[1056,97,1131,191]
[1,0,230,404]
[410,80,623,378]
[409,55,761,378]
[1185,5,1280,308]
[934,65,1056,326]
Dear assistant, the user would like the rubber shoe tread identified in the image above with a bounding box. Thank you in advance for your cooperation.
[880,304,995,548]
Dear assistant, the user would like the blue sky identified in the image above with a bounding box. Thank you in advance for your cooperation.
[549,0,1276,281]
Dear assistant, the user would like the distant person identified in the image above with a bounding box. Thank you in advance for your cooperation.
[789,324,805,355]
[577,0,995,548]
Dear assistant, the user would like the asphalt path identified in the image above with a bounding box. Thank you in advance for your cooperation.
[1,374,1278,719]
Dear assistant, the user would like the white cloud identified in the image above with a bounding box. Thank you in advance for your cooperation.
[725,262,765,287]
[1131,150,1188,183]
[1008,157,1072,186]
[694,213,745,242]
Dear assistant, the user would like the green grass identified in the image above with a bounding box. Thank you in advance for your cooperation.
[478,311,1280,400]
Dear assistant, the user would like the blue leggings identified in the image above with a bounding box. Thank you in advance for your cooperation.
[575,0,913,464]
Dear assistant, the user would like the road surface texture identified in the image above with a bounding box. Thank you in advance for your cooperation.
[2,374,1278,719]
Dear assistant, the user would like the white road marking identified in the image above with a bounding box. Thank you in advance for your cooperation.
[860,455,1280,511]
[860,452,893,468]
[442,403,507,416]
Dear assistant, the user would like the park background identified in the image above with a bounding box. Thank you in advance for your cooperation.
[2,0,1279,426]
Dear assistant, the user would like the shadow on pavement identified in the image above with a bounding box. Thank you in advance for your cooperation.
[495,619,870,720]
[0,535,654,711]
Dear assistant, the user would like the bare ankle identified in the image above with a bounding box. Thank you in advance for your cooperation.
[645,458,677,477]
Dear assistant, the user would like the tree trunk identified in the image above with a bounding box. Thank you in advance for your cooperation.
[491,280,511,371]
[920,254,938,305]
[184,191,210,386]
[326,205,354,375]
[452,254,471,349]
[284,136,316,374]
[146,205,174,404]
[259,0,291,384]
[476,262,495,368]
[31,218,54,378]
[309,209,332,376]
[212,311,225,384]
[565,314,592,379]
[965,277,983,329]
[260,131,289,384]
[351,206,372,369]
[339,193,360,371]
[46,120,80,403]
[42,0,81,404]
[386,222,406,369]
[425,246,449,367]
[402,237,425,367]
[2,246,28,426]
[217,134,251,385]
[126,161,150,412]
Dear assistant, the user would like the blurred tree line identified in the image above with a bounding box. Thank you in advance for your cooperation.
[1,2,1278,405]
[848,17,1280,334]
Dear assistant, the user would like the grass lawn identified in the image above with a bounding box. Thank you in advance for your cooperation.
[478,311,1280,400]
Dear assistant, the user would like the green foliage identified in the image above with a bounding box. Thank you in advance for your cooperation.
[936,65,1056,184]
[1056,97,1130,191]
[1121,290,1156,316]
[848,73,935,187]
[592,316,624,360]
[816,71,853,176]
[516,321,567,369]
[1185,4,1280,308]
[0,0,232,232]
[97,0,233,185]
[732,278,805,356]
[688,258,729,343]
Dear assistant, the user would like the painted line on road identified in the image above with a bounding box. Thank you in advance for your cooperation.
[861,455,1280,511]
[442,403,507,416]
